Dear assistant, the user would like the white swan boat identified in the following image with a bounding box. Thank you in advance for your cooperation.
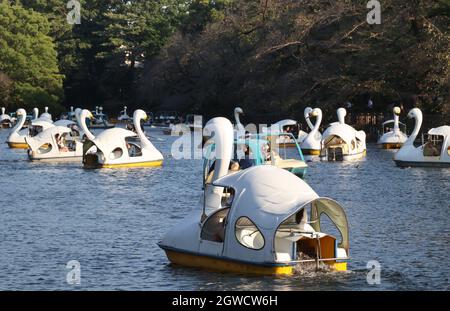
[6,109,54,149]
[300,108,323,156]
[159,117,349,275]
[320,108,366,161]
[0,107,12,128]
[378,107,408,149]
[394,108,450,167]
[83,109,163,168]
[26,121,83,161]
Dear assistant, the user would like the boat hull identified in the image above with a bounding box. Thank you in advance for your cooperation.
[320,150,366,162]
[7,142,28,149]
[394,160,450,168]
[161,246,347,275]
[83,156,163,169]
[301,149,321,156]
[381,143,403,149]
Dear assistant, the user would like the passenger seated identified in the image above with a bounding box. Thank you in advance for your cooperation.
[423,142,440,156]
[55,133,69,152]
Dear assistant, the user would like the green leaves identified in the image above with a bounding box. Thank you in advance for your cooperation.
[0,2,63,110]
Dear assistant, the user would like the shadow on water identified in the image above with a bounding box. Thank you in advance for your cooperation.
[0,128,449,290]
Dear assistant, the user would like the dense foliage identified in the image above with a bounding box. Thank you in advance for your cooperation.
[0,0,448,122]
[0,2,63,110]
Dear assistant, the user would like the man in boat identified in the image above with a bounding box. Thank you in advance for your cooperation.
[238,145,255,169]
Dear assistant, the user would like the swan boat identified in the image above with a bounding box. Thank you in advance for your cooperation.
[320,108,366,161]
[6,109,54,149]
[267,108,315,148]
[159,117,349,275]
[39,106,52,122]
[90,106,114,129]
[378,107,408,149]
[115,106,131,124]
[83,109,163,168]
[394,108,450,167]
[0,107,13,128]
[300,108,323,156]
[25,118,84,161]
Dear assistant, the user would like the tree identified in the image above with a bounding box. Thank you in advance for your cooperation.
[139,0,449,123]
[0,2,64,111]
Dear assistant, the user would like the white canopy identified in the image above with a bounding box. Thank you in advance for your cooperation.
[213,165,319,230]
[26,126,71,150]
[31,120,54,131]
[322,123,358,146]
[428,125,450,137]
[274,119,297,128]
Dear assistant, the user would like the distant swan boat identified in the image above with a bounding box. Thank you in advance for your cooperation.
[394,108,450,167]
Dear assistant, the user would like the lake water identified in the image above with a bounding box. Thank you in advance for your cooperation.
[0,128,448,290]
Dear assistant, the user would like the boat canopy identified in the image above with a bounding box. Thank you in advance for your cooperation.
[428,126,450,137]
[322,123,358,146]
[212,165,349,255]
[31,120,54,131]
[310,198,349,252]
[83,127,137,156]
[382,119,406,127]
[212,165,318,230]
[26,126,71,150]
[54,120,76,127]
[274,119,297,129]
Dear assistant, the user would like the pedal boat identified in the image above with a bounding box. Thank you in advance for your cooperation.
[394,108,450,167]
[378,107,408,149]
[159,117,349,275]
[320,108,366,161]
[300,108,323,156]
[0,107,13,128]
[26,120,83,161]
[6,109,54,149]
[83,109,163,168]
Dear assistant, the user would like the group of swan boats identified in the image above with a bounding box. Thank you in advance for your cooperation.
[1,104,449,276]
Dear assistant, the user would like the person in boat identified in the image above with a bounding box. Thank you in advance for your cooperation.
[238,144,255,169]
[55,133,69,152]
[261,142,271,161]
[423,140,441,157]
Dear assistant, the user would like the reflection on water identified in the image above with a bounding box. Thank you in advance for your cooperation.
[0,128,449,290]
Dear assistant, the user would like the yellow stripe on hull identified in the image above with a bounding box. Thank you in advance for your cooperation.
[165,249,294,275]
[278,143,297,148]
[96,160,163,169]
[381,143,402,149]
[165,250,348,275]
[7,142,28,149]
[302,149,321,155]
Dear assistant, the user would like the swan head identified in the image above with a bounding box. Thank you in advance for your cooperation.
[407,108,422,120]
[134,109,148,121]
[44,106,49,113]
[393,106,401,116]
[1,107,5,114]
[81,109,95,121]
[70,106,74,112]
[308,108,321,118]
[337,108,347,124]
[16,108,27,116]
[304,107,313,116]
[234,107,244,115]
